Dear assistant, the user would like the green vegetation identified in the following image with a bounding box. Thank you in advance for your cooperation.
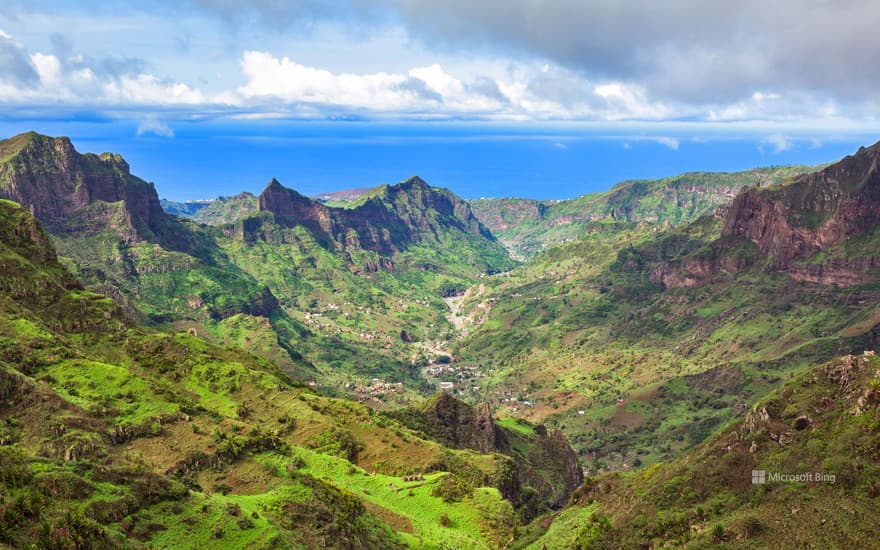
[469,165,815,259]
[4,130,880,547]
[527,354,880,548]
[0,198,571,548]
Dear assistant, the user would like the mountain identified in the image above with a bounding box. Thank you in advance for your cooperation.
[469,165,815,259]
[0,131,514,399]
[0,199,581,548]
[191,192,258,225]
[654,140,880,288]
[0,133,317,383]
[0,131,166,243]
[249,176,501,261]
[524,352,880,548]
[450,141,880,474]
[160,198,213,218]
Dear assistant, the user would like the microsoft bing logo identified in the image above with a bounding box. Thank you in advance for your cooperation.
[752,470,766,484]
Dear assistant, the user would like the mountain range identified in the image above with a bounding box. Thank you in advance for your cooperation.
[2,130,879,548]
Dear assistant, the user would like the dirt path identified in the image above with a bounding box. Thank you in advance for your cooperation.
[443,283,485,336]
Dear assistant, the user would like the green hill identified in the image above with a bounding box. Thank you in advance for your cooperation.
[0,132,515,398]
[452,142,880,474]
[469,165,815,259]
[0,198,578,548]
[522,352,880,548]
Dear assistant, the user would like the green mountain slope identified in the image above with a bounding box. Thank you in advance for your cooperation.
[159,199,212,218]
[469,165,815,259]
[0,132,514,398]
[452,142,880,473]
[191,193,258,226]
[0,199,579,548]
[523,353,880,548]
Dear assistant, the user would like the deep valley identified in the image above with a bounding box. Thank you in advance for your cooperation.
[2,131,880,548]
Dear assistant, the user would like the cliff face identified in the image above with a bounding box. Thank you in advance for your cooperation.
[0,132,165,241]
[252,176,502,259]
[655,141,880,288]
[0,132,283,328]
[650,253,751,288]
[386,393,583,510]
[723,141,880,268]
[417,393,501,453]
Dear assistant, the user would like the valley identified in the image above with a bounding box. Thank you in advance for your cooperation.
[2,130,879,548]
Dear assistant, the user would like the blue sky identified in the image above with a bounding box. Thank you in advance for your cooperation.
[1,1,879,200]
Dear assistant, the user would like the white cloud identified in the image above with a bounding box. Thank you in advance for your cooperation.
[238,50,412,110]
[30,53,62,87]
[237,52,510,115]
[655,136,679,150]
[0,31,210,108]
[137,117,175,138]
[104,74,206,105]
[594,82,672,120]
[1,26,879,128]
[764,134,793,153]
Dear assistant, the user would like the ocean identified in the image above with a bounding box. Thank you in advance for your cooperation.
[0,119,872,202]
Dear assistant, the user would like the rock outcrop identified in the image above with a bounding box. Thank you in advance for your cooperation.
[655,140,880,288]
[722,141,880,268]
[248,176,501,260]
[0,132,165,241]
[417,393,502,453]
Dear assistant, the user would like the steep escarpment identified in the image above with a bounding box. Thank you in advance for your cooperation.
[469,166,812,259]
[385,393,583,511]
[0,131,166,242]
[251,176,504,262]
[651,141,880,288]
[0,132,309,379]
[723,140,880,269]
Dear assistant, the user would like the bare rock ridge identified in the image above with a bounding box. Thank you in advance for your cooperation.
[251,175,498,256]
[0,131,165,242]
[723,140,880,267]
[654,140,880,288]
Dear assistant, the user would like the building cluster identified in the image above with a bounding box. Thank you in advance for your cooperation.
[351,378,404,402]
[423,363,484,393]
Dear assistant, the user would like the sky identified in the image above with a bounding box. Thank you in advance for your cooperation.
[1,1,879,200]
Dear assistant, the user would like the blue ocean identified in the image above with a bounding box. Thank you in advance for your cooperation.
[0,120,872,201]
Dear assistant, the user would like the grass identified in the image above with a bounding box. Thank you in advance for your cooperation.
[256,448,496,548]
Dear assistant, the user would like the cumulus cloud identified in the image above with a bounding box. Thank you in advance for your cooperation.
[763,134,793,154]
[173,1,880,117]
[234,51,684,120]
[137,117,175,137]
[2,5,880,126]
[654,137,680,151]
[0,30,212,109]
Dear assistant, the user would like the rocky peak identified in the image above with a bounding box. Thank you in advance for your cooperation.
[258,178,324,217]
[722,139,880,268]
[420,392,501,453]
[0,131,166,240]
[246,176,502,260]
